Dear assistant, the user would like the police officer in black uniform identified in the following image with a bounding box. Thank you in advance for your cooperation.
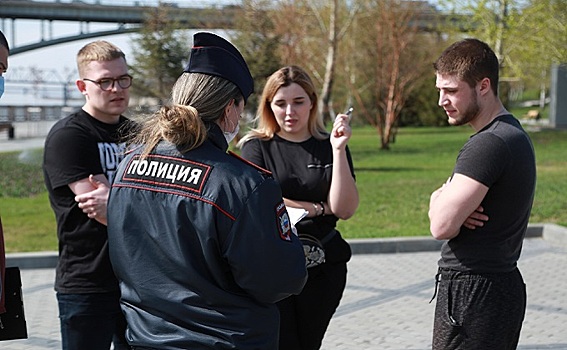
[107,32,308,350]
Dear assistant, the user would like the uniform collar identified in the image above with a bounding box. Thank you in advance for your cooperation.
[206,122,229,152]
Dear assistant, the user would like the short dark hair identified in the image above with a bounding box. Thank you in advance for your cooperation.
[0,30,9,53]
[433,38,499,95]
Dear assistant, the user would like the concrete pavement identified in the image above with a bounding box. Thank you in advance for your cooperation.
[3,225,567,350]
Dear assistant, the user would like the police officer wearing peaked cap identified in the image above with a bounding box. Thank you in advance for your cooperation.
[107,32,308,350]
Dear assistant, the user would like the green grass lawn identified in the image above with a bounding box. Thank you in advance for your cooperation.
[1,125,566,252]
[339,126,471,238]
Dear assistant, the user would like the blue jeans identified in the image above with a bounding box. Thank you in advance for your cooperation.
[57,292,129,350]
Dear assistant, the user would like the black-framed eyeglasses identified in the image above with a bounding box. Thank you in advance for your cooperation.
[82,74,133,91]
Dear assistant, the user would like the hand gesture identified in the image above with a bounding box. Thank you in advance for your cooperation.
[330,112,352,150]
[75,175,110,225]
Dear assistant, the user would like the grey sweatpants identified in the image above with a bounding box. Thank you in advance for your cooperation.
[432,267,526,350]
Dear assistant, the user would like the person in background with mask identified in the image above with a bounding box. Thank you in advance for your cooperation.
[0,29,10,324]
[106,32,307,350]
[0,30,7,99]
[43,40,133,350]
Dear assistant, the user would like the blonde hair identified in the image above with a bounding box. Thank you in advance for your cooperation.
[238,65,327,147]
[129,72,243,158]
[76,40,126,77]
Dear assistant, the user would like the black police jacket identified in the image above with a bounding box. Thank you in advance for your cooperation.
[107,123,307,349]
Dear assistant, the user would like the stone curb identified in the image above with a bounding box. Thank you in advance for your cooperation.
[6,223,565,269]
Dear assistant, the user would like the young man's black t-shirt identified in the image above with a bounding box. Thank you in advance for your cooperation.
[43,109,131,293]
[439,115,536,273]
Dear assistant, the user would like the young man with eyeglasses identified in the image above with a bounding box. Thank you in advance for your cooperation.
[43,40,134,350]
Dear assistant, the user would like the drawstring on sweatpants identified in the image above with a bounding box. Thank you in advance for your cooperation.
[430,272,442,303]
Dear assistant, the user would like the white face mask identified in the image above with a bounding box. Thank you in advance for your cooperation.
[0,76,4,99]
[223,122,240,144]
[222,102,241,144]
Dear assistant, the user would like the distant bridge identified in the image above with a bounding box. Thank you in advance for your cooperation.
[0,0,240,55]
[1,0,454,56]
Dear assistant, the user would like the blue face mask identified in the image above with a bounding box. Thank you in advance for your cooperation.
[0,76,4,99]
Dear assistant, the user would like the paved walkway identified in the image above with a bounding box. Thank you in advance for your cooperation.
[0,136,45,152]
[3,236,567,350]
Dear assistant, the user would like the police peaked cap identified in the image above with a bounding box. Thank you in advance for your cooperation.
[184,32,254,102]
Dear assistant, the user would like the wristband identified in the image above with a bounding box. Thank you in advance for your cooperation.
[319,201,325,216]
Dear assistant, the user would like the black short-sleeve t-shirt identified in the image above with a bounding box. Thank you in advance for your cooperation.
[439,115,536,273]
[43,109,132,293]
[241,134,356,263]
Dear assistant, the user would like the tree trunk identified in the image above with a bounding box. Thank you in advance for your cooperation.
[382,29,401,151]
[319,0,338,124]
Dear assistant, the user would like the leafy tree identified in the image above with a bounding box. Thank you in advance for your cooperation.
[233,0,446,148]
[315,0,359,123]
[232,0,284,113]
[349,0,438,149]
[438,0,567,107]
[507,0,567,105]
[129,3,188,104]
[234,0,359,124]
[400,76,448,127]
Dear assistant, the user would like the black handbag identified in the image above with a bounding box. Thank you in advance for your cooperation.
[299,229,338,269]
[300,234,326,268]
[0,267,28,341]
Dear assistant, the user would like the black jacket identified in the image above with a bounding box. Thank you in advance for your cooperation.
[107,123,307,349]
